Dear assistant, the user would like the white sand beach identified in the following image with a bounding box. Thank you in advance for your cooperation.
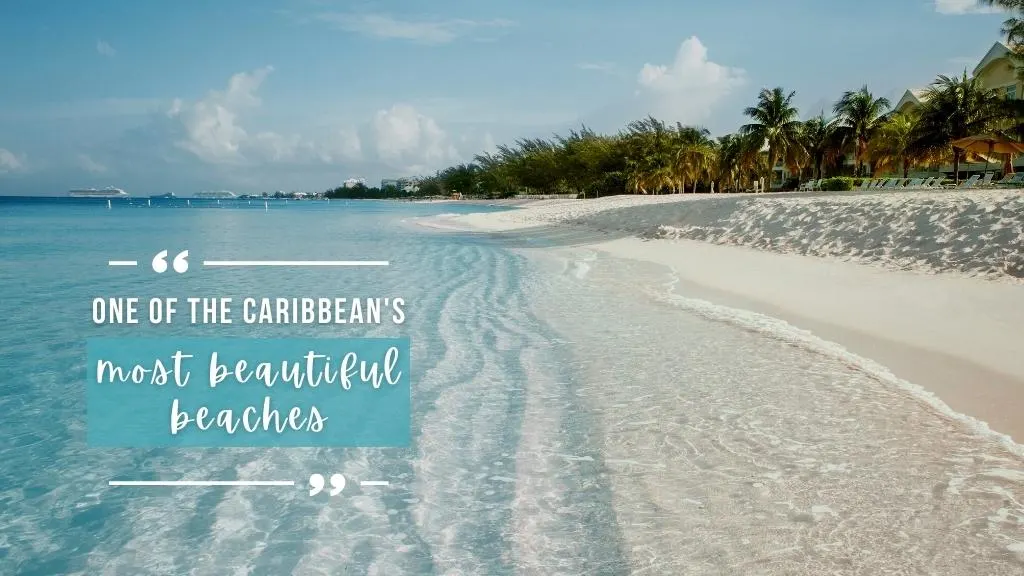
[422,191,1024,443]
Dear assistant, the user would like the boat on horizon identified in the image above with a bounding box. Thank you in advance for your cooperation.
[193,190,237,199]
[149,192,176,199]
[68,187,129,198]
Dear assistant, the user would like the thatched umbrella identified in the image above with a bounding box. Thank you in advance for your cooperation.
[951,133,1024,177]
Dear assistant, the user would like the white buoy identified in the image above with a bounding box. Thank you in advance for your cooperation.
[107,199,112,210]
[264,200,269,212]
[187,199,191,207]
[148,198,151,206]
[217,199,220,205]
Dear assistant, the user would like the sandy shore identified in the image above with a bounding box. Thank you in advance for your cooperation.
[421,192,1024,443]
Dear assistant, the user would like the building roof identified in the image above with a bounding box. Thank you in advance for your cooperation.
[973,41,1012,77]
[895,88,928,110]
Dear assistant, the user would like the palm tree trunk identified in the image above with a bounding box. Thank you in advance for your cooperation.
[903,157,909,179]
[953,150,961,185]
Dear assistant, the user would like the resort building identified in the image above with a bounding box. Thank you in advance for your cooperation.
[342,178,366,188]
[774,40,1024,187]
[381,177,422,193]
[891,41,1022,176]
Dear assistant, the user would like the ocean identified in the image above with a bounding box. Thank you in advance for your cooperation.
[2,197,1024,575]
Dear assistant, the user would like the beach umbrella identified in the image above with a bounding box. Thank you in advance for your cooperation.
[951,133,1024,176]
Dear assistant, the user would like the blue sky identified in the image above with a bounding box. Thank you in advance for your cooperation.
[0,0,1011,195]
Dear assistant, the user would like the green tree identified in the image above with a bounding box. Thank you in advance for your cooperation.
[909,72,1015,183]
[981,1,1024,45]
[740,87,804,191]
[800,114,844,180]
[869,112,919,178]
[833,86,891,177]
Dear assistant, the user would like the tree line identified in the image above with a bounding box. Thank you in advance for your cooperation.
[417,4,1024,197]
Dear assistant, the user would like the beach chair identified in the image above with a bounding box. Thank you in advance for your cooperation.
[902,178,923,189]
[952,174,981,189]
[928,176,946,188]
[885,178,902,189]
[980,173,995,187]
[873,178,889,189]
[998,172,1024,186]
[857,179,871,190]
[916,177,934,189]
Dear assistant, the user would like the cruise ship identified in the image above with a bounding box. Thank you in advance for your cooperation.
[68,187,129,198]
[193,190,237,199]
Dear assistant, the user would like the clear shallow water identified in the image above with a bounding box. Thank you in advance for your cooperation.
[1,199,1023,575]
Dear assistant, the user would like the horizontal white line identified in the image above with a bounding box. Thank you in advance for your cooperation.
[108,260,138,266]
[202,261,389,267]
[360,481,390,487]
[109,480,295,487]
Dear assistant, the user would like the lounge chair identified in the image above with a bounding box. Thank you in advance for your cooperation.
[996,173,1024,186]
[951,174,981,189]
[980,173,995,187]
[857,179,872,190]
[902,178,924,189]
[885,178,902,189]
[873,178,889,189]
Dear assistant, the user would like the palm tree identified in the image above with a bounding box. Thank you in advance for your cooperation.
[909,72,1015,183]
[799,114,844,181]
[869,112,918,178]
[980,1,1024,45]
[740,87,804,191]
[672,124,716,192]
[833,86,891,177]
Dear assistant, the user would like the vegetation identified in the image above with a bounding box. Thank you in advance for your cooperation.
[405,16,1024,197]
[908,73,1017,180]
[325,183,415,199]
[833,86,892,177]
[818,177,854,191]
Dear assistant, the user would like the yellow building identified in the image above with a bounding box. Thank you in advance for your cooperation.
[974,41,1020,99]
[894,88,928,114]
[889,41,1022,176]
[772,41,1022,186]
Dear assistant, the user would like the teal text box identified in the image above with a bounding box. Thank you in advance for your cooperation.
[87,338,410,447]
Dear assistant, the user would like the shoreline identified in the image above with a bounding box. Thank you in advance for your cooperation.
[417,193,1024,443]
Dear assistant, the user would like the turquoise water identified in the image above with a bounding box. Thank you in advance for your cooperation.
[3,198,1024,575]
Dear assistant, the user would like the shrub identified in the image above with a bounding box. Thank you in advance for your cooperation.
[819,176,854,191]
[852,178,864,187]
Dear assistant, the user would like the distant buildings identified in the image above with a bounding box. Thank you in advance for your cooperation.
[380,177,422,193]
[342,178,366,188]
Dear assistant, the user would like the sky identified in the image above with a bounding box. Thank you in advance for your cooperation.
[0,0,1013,195]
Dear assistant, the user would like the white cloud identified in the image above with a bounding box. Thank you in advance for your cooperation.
[371,104,460,173]
[77,154,107,173]
[934,0,1000,14]
[482,132,498,155]
[168,66,274,164]
[635,36,745,124]
[315,13,514,44]
[160,67,458,176]
[96,40,116,57]
[0,148,26,173]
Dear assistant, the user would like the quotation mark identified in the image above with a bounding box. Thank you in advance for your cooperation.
[152,250,189,273]
[308,473,346,496]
